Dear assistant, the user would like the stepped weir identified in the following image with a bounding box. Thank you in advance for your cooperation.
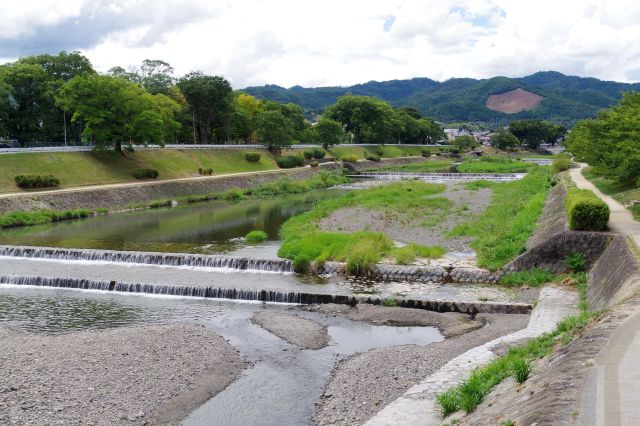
[0,274,532,315]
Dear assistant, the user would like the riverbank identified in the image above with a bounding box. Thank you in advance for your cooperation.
[0,324,248,425]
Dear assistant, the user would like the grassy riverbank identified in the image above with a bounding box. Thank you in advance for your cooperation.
[582,167,640,220]
[456,156,535,173]
[448,167,552,270]
[278,180,448,273]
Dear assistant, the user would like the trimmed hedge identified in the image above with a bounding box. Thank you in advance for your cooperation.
[14,174,60,189]
[276,155,304,168]
[342,155,358,163]
[303,150,314,160]
[245,152,261,162]
[565,188,610,231]
[132,168,159,179]
[312,148,326,159]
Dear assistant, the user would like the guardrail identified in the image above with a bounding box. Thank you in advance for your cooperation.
[0,143,452,155]
[350,172,526,182]
[521,158,553,165]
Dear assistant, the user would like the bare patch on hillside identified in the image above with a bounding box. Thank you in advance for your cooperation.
[486,88,543,113]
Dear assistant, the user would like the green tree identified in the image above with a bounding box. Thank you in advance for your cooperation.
[566,92,640,181]
[453,135,478,151]
[57,74,180,152]
[177,72,233,144]
[256,109,292,151]
[509,120,563,149]
[315,118,344,149]
[324,95,395,144]
[491,129,520,149]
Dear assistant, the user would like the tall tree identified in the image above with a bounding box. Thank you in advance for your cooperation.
[491,129,519,149]
[177,72,233,144]
[324,95,395,144]
[256,109,292,151]
[315,118,344,149]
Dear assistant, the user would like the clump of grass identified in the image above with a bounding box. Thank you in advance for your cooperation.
[436,388,459,417]
[148,199,173,208]
[499,268,555,287]
[512,358,533,383]
[457,156,534,173]
[221,188,246,201]
[0,208,93,228]
[393,243,445,265]
[245,230,268,244]
[565,252,586,273]
[381,298,397,307]
[448,167,552,270]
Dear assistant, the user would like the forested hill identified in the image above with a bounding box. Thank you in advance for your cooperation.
[243,71,640,125]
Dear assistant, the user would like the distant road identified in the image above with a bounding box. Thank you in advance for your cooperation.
[0,143,451,155]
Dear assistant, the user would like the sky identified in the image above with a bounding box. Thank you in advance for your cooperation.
[1,0,639,88]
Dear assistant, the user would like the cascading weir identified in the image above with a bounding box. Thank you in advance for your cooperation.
[0,274,532,315]
[0,245,294,273]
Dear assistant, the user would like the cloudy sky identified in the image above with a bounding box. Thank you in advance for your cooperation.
[1,0,639,88]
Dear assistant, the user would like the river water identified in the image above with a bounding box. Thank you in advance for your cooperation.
[0,190,340,255]
[0,285,444,425]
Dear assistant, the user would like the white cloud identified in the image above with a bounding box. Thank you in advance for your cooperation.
[0,0,639,87]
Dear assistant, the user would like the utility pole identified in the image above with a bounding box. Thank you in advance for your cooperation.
[63,110,67,146]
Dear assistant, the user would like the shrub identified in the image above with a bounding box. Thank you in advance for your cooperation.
[221,188,246,201]
[565,188,609,231]
[276,155,304,168]
[512,359,533,383]
[132,169,159,179]
[149,199,173,208]
[565,252,586,273]
[312,148,326,159]
[552,156,570,173]
[198,168,213,175]
[421,149,431,157]
[375,147,384,157]
[14,174,60,189]
[342,155,358,163]
[246,230,268,244]
[303,150,314,160]
[366,155,381,162]
[245,152,261,162]
[310,161,319,167]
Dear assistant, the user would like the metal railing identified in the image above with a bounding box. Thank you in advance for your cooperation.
[350,172,527,182]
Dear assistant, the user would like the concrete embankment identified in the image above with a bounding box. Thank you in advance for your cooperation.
[0,156,428,214]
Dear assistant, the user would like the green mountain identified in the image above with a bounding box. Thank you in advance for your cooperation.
[243,72,640,125]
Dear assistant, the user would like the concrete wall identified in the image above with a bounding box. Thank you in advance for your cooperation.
[588,236,640,310]
[0,157,428,214]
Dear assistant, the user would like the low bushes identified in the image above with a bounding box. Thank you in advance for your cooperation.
[198,168,213,175]
[551,155,570,173]
[366,155,381,162]
[341,155,358,163]
[245,152,261,162]
[245,230,268,243]
[565,188,609,231]
[312,148,326,159]
[310,161,319,167]
[303,150,314,160]
[421,149,431,157]
[132,168,159,179]
[14,174,60,189]
[276,155,304,169]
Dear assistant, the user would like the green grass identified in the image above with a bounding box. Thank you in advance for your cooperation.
[448,167,552,270]
[314,145,436,160]
[245,230,268,243]
[464,180,497,191]
[582,167,640,220]
[499,268,556,287]
[377,160,454,173]
[278,180,448,273]
[0,208,94,228]
[457,156,535,174]
[0,149,281,193]
[436,272,601,417]
[394,243,446,265]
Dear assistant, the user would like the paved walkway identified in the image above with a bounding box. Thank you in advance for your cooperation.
[569,163,640,247]
[569,163,640,425]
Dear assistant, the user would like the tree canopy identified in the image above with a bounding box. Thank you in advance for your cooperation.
[566,91,640,181]
[508,120,566,149]
[491,129,520,149]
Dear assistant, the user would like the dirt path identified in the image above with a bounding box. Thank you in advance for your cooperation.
[570,163,640,247]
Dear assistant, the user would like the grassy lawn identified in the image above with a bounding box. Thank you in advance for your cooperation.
[448,167,552,270]
[456,156,536,173]
[0,149,280,193]
[278,180,449,273]
[582,167,640,220]
[323,145,437,159]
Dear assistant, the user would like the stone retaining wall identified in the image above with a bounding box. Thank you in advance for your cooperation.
[588,236,640,310]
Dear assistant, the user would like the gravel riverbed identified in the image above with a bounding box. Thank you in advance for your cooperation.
[251,311,330,349]
[0,324,248,425]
